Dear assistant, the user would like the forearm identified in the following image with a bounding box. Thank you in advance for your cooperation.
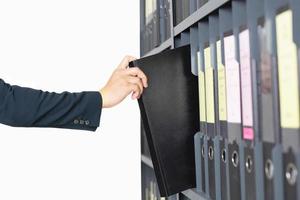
[0,79,102,131]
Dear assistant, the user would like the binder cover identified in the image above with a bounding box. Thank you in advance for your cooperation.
[130,45,199,197]
[159,0,166,43]
[209,13,224,200]
[275,4,300,199]
[206,15,220,200]
[175,0,183,25]
[257,13,277,200]
[194,132,204,193]
[198,20,210,196]
[236,1,257,199]
[222,3,242,200]
[246,0,265,199]
[164,0,171,39]
[218,6,233,200]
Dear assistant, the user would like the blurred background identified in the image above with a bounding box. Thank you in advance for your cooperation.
[0,0,141,199]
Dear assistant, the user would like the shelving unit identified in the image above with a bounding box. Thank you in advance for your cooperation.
[140,1,230,200]
[140,0,300,199]
[139,0,230,200]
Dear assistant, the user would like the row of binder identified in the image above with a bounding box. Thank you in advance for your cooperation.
[189,0,300,199]
[142,0,171,55]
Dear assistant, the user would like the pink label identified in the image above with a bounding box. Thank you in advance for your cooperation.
[239,30,254,127]
[243,127,254,140]
[224,35,241,123]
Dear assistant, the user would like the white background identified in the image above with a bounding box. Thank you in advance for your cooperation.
[0,0,141,199]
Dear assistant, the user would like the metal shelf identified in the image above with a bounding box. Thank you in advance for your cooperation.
[181,189,210,200]
[141,154,154,168]
[174,0,230,36]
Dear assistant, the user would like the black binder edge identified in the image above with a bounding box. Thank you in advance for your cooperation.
[138,92,170,196]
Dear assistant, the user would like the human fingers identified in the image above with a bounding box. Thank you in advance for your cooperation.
[129,83,141,99]
[127,76,144,96]
[125,67,148,88]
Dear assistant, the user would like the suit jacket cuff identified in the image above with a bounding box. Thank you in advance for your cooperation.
[80,91,102,131]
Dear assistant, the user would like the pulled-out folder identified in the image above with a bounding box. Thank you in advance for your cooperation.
[129,45,199,197]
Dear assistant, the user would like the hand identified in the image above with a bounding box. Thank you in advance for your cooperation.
[99,56,148,108]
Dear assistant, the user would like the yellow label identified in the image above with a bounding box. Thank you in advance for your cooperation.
[204,47,215,123]
[217,40,227,121]
[198,51,206,122]
[276,10,300,129]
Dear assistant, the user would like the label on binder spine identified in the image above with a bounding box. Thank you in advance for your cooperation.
[204,47,215,123]
[239,29,254,140]
[217,40,227,121]
[198,51,207,122]
[224,35,242,123]
[276,10,300,129]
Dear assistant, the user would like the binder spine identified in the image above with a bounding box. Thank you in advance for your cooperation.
[228,140,241,200]
[254,142,265,200]
[239,140,246,200]
[201,134,206,193]
[194,132,204,193]
[198,20,209,196]
[274,1,300,199]
[190,0,197,14]
[297,153,300,199]
[190,26,199,76]
[246,0,266,199]
[159,0,166,43]
[214,136,221,200]
[204,135,210,195]
[210,13,223,200]
[273,145,284,200]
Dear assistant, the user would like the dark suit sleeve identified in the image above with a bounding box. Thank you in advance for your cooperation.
[0,79,102,131]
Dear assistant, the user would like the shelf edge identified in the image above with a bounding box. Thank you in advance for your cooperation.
[181,189,210,200]
[143,38,172,57]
